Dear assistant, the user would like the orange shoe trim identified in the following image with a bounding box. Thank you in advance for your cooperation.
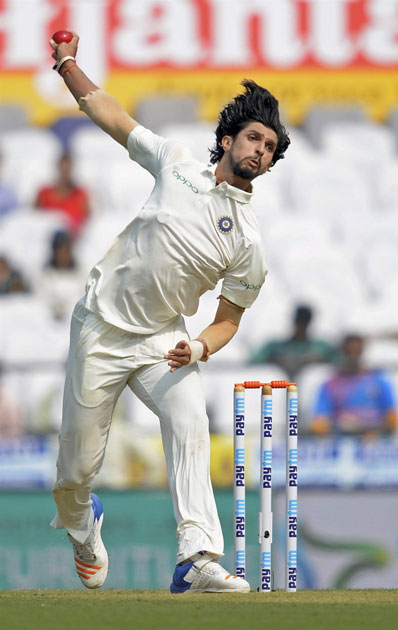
[77,571,94,580]
[75,557,102,570]
[225,574,231,579]
[76,566,97,576]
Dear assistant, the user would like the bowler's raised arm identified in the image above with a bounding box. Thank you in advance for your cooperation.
[50,30,138,147]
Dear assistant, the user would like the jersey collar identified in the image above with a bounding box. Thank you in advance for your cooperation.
[202,164,254,204]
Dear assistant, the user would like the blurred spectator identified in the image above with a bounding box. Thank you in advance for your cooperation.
[250,305,337,379]
[0,153,19,219]
[0,363,23,438]
[310,334,398,436]
[35,152,90,237]
[0,255,29,294]
[34,230,85,320]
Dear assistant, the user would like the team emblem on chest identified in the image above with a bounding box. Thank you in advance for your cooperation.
[217,216,234,234]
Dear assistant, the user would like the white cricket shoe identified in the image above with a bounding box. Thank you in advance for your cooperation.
[170,552,250,593]
[67,493,108,589]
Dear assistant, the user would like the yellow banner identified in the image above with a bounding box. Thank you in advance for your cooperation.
[1,70,396,127]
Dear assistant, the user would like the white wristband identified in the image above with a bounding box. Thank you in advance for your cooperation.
[187,340,204,365]
[53,56,75,73]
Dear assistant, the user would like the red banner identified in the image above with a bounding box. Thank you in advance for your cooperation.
[0,0,397,72]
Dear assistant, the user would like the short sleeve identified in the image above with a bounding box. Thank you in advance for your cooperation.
[313,382,333,417]
[377,375,396,411]
[127,126,192,177]
[220,239,267,309]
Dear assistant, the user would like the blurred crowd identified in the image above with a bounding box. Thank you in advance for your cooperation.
[0,150,88,312]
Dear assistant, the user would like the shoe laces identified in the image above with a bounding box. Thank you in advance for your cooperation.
[72,540,97,563]
[69,521,99,562]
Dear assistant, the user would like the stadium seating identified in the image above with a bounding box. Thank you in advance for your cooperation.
[0,128,62,205]
[0,295,69,434]
[0,294,69,364]
[0,207,68,284]
[302,106,367,148]
[134,96,199,132]
[0,105,28,133]
[388,109,398,152]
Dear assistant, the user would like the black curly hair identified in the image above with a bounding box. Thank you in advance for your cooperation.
[209,79,290,167]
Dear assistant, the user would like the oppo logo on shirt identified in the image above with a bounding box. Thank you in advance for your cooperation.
[172,170,199,194]
[240,280,261,291]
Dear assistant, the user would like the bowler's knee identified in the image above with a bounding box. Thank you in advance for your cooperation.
[54,462,96,490]
[165,405,209,440]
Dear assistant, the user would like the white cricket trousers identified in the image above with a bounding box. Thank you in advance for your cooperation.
[51,298,224,563]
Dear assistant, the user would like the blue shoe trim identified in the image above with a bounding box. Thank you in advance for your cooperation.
[90,493,103,522]
[170,562,194,594]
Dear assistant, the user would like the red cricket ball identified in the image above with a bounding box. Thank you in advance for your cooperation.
[52,30,73,44]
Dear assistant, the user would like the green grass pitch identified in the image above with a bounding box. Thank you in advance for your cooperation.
[1,590,398,630]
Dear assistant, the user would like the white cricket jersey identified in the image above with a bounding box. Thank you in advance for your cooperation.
[84,125,267,334]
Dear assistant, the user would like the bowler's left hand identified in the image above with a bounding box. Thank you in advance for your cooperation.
[164,340,191,372]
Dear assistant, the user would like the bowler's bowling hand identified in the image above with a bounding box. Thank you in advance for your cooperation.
[164,340,191,372]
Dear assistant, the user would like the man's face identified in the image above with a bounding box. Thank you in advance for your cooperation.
[340,336,364,373]
[222,122,278,181]
[59,156,72,182]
